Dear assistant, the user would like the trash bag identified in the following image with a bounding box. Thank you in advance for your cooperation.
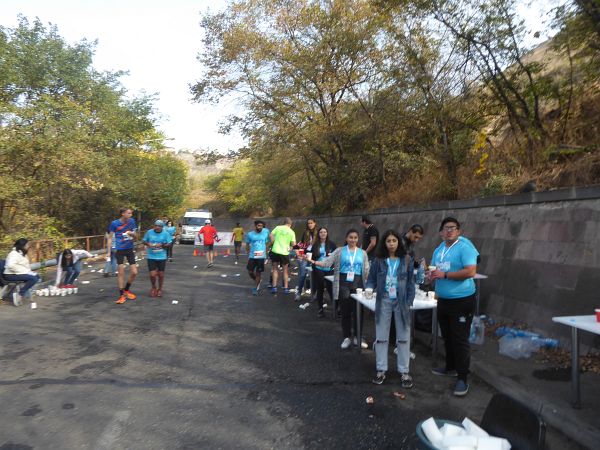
[498,335,540,359]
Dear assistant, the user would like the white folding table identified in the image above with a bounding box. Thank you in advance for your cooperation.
[551,315,600,408]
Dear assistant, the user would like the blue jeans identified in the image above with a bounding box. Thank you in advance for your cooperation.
[375,294,411,373]
[4,273,40,298]
[104,249,118,274]
[296,259,311,293]
[63,260,83,285]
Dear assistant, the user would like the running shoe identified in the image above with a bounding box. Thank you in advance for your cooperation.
[12,293,22,307]
[270,287,277,294]
[401,373,414,389]
[252,287,258,296]
[353,337,368,349]
[294,294,301,302]
[453,380,469,396]
[283,288,291,295]
[340,338,352,349]
[431,367,458,377]
[156,289,163,297]
[123,290,137,300]
[150,288,157,297]
[372,371,386,385]
[115,295,127,304]
[317,308,325,318]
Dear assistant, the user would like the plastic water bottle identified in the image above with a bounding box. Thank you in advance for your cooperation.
[416,258,426,284]
[469,315,485,345]
[532,337,559,349]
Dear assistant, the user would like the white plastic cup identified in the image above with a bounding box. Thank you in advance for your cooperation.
[428,265,436,271]
[356,288,363,295]
[67,288,73,294]
[365,288,374,299]
[31,302,37,309]
[73,287,78,294]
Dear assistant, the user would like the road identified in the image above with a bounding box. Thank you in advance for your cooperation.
[1,246,498,449]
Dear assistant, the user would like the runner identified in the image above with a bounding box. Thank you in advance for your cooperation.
[107,207,138,305]
[245,220,270,295]
[165,220,177,262]
[269,217,296,295]
[231,222,244,264]
[143,220,173,297]
[198,219,219,267]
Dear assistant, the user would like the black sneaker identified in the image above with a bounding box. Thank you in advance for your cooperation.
[317,308,324,318]
[401,373,413,389]
[372,371,386,385]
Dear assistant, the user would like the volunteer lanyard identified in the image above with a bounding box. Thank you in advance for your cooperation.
[387,257,399,279]
[347,246,358,268]
[440,239,459,261]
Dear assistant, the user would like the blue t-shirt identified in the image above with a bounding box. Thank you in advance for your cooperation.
[165,226,177,237]
[316,243,332,272]
[143,229,172,260]
[245,228,270,259]
[431,238,479,299]
[340,246,363,275]
[109,218,137,251]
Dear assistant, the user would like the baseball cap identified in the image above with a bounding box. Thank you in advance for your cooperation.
[205,219,211,223]
[154,220,165,226]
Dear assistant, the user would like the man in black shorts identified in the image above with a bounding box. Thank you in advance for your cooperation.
[245,220,270,295]
[107,207,138,304]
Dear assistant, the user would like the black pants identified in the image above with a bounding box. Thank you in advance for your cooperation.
[167,245,173,259]
[437,294,476,382]
[313,269,333,310]
[339,277,364,338]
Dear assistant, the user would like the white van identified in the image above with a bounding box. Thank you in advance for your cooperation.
[180,209,212,244]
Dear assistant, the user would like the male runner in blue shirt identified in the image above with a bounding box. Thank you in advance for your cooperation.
[107,207,138,304]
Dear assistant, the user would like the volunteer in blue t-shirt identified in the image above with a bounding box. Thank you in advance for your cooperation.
[107,207,139,304]
[428,217,479,397]
[245,220,270,296]
[143,220,173,298]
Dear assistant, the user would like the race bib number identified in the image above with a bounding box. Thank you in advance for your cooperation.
[253,250,264,258]
[346,271,355,282]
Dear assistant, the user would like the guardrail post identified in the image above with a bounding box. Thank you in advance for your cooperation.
[86,237,90,252]
[35,241,41,263]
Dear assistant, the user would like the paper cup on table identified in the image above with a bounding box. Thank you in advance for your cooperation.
[364,288,373,299]
[356,288,363,295]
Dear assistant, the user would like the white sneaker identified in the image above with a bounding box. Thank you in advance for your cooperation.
[340,338,352,349]
[353,337,368,349]
[305,289,311,295]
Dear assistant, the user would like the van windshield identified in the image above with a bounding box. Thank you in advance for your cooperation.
[183,217,207,226]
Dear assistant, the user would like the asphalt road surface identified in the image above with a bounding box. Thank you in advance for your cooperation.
[1,246,500,449]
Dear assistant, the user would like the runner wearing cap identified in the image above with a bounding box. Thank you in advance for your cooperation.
[245,220,270,295]
[143,220,173,297]
[107,207,138,305]
[198,219,219,268]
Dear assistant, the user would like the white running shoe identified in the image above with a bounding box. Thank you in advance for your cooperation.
[340,338,352,349]
[353,337,368,349]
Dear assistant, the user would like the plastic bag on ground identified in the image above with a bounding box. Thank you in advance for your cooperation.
[498,335,540,359]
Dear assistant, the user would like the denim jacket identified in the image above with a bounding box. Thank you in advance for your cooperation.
[366,256,416,325]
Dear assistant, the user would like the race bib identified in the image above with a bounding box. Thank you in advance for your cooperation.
[346,271,355,282]
[253,250,264,258]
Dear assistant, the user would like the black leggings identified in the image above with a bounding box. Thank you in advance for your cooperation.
[339,277,364,338]
[313,269,333,309]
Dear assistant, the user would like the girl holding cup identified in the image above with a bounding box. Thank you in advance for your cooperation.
[308,229,370,349]
[365,230,416,387]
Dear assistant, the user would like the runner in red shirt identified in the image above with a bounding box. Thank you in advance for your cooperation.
[198,220,219,267]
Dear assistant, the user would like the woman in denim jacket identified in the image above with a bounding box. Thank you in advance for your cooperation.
[366,230,416,387]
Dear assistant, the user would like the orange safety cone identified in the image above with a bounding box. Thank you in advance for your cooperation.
[193,249,198,257]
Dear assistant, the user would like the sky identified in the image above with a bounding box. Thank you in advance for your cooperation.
[0,0,560,153]
[0,0,243,153]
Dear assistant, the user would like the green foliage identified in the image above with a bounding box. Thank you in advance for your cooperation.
[0,17,187,243]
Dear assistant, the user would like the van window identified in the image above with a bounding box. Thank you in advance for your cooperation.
[183,217,206,226]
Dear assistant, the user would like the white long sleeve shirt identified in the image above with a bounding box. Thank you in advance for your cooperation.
[4,249,32,275]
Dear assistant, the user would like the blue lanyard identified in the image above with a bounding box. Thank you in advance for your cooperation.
[387,258,399,279]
